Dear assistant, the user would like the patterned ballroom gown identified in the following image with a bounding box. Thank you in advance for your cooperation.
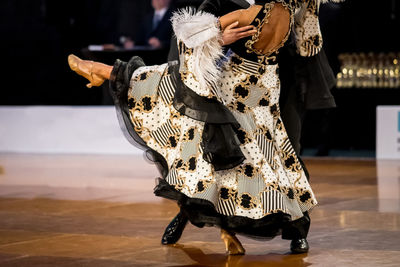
[110,0,323,239]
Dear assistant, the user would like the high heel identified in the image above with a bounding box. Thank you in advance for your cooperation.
[220,229,245,255]
[68,54,105,88]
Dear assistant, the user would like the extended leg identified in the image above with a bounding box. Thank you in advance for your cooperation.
[68,54,113,88]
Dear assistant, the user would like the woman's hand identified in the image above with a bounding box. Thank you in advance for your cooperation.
[221,21,257,46]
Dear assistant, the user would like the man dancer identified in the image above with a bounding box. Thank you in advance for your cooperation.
[162,0,336,254]
[122,0,174,49]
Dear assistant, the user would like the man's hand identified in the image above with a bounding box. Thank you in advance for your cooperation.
[221,21,257,46]
[148,37,162,49]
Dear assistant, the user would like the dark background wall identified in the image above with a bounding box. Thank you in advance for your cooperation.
[1,0,399,154]
[301,0,400,153]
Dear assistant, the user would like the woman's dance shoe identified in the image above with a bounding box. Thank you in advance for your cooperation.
[290,238,309,254]
[161,212,189,245]
[220,229,245,255]
[68,54,105,88]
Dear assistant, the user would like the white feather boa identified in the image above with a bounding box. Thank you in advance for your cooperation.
[171,8,223,91]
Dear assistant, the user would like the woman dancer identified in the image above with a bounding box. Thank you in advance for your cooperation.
[69,0,324,254]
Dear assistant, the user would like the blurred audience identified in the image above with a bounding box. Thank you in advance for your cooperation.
[121,0,173,49]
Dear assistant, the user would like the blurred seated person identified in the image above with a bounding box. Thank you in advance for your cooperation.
[122,0,173,49]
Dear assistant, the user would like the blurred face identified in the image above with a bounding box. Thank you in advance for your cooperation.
[152,0,171,10]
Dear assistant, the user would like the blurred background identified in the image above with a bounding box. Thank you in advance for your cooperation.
[1,0,400,158]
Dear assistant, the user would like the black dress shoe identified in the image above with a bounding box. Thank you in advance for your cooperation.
[290,238,309,254]
[161,212,189,245]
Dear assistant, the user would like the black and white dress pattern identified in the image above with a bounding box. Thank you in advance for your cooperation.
[111,0,323,238]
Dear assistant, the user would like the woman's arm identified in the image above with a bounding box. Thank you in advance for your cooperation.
[218,5,261,45]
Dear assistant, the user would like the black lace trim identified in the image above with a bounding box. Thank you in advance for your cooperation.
[154,178,310,240]
[109,57,170,178]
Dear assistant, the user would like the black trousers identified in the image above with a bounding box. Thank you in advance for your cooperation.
[280,82,304,156]
[279,80,310,240]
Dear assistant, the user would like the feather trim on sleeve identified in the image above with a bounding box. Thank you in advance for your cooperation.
[172,8,221,48]
[171,8,223,93]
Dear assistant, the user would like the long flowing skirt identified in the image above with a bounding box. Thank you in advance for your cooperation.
[109,53,317,239]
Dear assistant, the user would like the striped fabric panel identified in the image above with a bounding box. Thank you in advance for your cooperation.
[166,168,178,185]
[237,173,265,196]
[298,200,313,213]
[158,75,175,104]
[262,190,311,219]
[231,58,260,75]
[281,138,295,154]
[302,42,320,57]
[261,190,286,214]
[285,199,306,219]
[204,152,213,163]
[243,85,265,108]
[231,110,257,133]
[198,144,204,154]
[131,118,142,129]
[130,71,162,100]
[176,174,184,186]
[194,183,218,205]
[217,197,235,216]
[198,143,213,163]
[180,132,200,162]
[150,120,179,147]
[256,131,276,168]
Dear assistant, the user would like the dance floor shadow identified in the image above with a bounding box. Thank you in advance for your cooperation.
[168,244,310,267]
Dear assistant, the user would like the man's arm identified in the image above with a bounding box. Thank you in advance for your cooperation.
[198,0,223,15]
[220,22,256,46]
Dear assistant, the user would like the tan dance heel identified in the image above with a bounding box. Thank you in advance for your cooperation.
[220,229,245,255]
[68,54,105,88]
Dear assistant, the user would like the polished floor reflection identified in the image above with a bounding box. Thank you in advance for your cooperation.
[0,154,399,266]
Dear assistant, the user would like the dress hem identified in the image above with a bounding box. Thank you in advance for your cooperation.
[154,177,310,240]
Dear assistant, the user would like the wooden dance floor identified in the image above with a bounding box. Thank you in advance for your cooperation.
[0,154,399,266]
